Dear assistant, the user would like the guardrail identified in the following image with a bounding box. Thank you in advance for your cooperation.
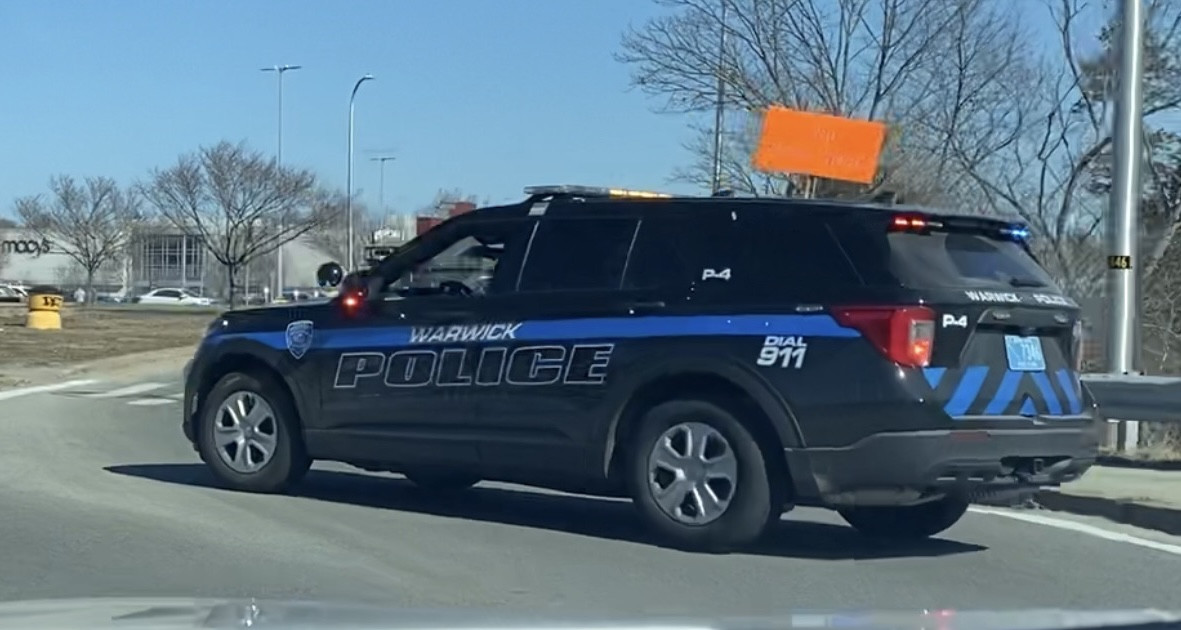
[1081,374,1181,424]
[1081,373,1181,452]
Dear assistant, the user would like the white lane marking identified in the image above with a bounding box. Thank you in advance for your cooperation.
[128,398,178,406]
[83,382,168,398]
[0,379,100,401]
[970,506,1181,556]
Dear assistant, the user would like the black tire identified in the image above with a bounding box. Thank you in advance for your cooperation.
[404,471,480,493]
[628,399,781,552]
[838,496,969,540]
[197,370,311,493]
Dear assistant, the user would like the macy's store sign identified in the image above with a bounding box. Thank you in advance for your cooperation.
[0,230,70,285]
[1,238,54,257]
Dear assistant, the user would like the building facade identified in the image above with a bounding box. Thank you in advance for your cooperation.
[0,226,336,298]
[0,228,126,290]
[1,211,452,296]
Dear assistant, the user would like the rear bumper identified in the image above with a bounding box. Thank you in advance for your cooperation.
[785,424,1099,507]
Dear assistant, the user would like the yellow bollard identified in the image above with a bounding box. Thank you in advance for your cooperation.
[26,286,63,330]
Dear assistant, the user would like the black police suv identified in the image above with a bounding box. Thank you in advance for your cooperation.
[181,185,1099,552]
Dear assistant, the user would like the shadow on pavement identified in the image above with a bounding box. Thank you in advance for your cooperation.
[106,463,988,560]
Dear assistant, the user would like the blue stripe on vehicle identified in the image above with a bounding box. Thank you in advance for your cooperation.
[1055,368,1083,414]
[922,367,946,389]
[944,366,989,416]
[1018,397,1036,417]
[1030,371,1063,415]
[210,314,860,350]
[984,370,1022,415]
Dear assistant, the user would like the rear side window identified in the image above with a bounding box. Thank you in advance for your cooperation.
[887,231,1057,290]
[517,217,638,292]
[624,209,862,301]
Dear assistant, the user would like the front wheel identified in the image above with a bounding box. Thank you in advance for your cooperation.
[196,371,310,493]
[628,399,780,552]
[838,496,969,540]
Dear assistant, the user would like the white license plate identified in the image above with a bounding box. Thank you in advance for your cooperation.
[1004,335,1046,372]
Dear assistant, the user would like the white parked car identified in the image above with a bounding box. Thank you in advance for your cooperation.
[132,288,213,306]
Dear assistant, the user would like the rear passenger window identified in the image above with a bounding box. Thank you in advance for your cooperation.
[518,218,638,292]
[624,210,862,301]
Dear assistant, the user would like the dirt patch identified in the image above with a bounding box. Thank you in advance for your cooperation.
[0,304,215,386]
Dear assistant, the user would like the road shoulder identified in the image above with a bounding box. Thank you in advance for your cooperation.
[1035,466,1181,536]
[0,345,195,390]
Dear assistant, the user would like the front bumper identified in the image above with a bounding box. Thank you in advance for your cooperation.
[181,357,200,447]
[785,424,1099,508]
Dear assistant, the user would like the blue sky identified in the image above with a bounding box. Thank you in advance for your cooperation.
[0,1,1081,220]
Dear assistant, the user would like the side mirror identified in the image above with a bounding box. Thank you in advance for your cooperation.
[317,262,345,288]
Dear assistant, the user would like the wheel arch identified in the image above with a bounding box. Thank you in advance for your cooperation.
[602,358,804,486]
[191,345,309,437]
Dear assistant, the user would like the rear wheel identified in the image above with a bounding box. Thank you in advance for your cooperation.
[197,371,311,493]
[628,399,779,552]
[838,496,969,540]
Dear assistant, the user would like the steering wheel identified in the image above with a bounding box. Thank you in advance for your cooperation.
[438,280,473,297]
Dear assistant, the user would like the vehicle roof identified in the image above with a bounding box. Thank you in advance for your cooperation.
[461,194,1009,225]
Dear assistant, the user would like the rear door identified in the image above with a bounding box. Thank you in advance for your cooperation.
[884,217,1084,419]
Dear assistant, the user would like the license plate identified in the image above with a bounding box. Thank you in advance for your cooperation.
[1004,335,1046,372]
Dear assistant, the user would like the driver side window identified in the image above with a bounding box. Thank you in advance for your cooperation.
[381,219,531,300]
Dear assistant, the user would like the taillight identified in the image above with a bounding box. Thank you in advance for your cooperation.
[832,306,936,367]
[1072,320,1086,371]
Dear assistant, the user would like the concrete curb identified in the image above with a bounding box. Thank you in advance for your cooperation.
[1096,454,1181,471]
[1035,489,1181,537]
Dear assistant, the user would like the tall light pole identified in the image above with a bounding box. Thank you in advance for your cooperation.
[710,2,728,194]
[1106,0,1146,377]
[261,64,301,300]
[346,74,375,271]
[370,156,396,224]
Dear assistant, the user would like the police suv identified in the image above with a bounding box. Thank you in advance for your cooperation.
[182,185,1099,551]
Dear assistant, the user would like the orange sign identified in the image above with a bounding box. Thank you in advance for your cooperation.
[752,107,887,185]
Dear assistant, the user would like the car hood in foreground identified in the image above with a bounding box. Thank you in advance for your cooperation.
[0,599,1175,630]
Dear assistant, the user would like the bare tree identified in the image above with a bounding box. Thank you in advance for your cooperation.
[139,141,339,307]
[419,189,481,217]
[619,0,1027,203]
[13,176,140,302]
[941,0,1181,295]
[307,195,379,265]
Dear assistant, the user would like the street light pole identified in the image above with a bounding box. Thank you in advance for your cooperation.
[346,74,375,271]
[1106,0,1146,377]
[710,1,728,194]
[261,64,301,300]
[370,156,396,224]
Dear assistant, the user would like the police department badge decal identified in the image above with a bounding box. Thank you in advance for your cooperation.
[285,320,314,360]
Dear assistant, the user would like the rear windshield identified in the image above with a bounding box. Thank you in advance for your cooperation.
[887,231,1058,290]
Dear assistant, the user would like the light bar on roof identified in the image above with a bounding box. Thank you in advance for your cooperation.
[523,185,672,199]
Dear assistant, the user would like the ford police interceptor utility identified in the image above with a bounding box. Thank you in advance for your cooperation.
[181,185,1099,552]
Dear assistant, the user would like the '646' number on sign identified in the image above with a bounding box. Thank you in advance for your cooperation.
[756,335,808,369]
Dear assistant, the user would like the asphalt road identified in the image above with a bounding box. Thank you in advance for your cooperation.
[2,378,1180,614]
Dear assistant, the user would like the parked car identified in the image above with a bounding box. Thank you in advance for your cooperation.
[0,286,24,304]
[132,288,213,307]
